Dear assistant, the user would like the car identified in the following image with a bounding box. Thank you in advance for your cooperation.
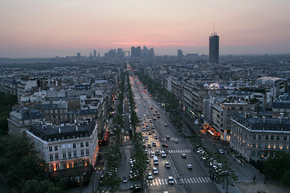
[142,127,146,131]
[174,139,179,143]
[164,123,168,127]
[123,177,127,183]
[145,99,147,102]
[148,173,153,180]
[144,150,148,155]
[164,144,168,147]
[146,157,150,163]
[145,135,149,140]
[153,167,158,174]
[155,150,160,155]
[155,110,158,113]
[219,149,224,154]
[149,119,152,123]
[153,117,156,120]
[154,135,158,140]
[148,131,152,135]
[151,106,153,109]
[157,115,160,118]
[152,142,156,147]
[182,154,186,158]
[166,135,170,139]
[161,151,166,157]
[147,144,151,148]
[187,164,192,169]
[151,125,155,129]
[142,144,146,148]
[165,162,170,168]
[152,130,155,133]
[153,113,156,116]
[151,151,155,157]
[168,176,174,184]
[99,174,105,184]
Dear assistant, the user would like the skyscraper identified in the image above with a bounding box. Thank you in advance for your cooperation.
[209,33,219,64]
[177,49,183,60]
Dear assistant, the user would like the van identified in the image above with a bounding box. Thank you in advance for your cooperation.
[153,156,159,165]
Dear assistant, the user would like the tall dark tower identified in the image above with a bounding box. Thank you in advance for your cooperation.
[209,32,219,64]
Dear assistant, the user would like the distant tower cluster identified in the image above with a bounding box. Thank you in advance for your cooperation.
[209,32,219,64]
[131,46,154,59]
[177,49,183,60]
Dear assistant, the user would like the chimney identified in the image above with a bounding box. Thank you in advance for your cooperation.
[262,116,266,123]
[76,126,78,131]
[278,116,282,124]
[59,128,61,133]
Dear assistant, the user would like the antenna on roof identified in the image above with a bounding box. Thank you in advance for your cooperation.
[213,22,215,34]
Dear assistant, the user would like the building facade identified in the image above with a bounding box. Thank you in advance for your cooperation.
[209,33,219,64]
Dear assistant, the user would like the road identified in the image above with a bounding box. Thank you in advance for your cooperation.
[128,75,220,193]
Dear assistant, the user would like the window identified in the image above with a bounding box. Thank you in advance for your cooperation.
[62,144,66,150]
[252,151,256,157]
[50,154,53,161]
[68,152,71,158]
[257,151,261,158]
[54,146,58,151]
[270,143,274,149]
[258,143,261,148]
[265,135,269,140]
[86,142,89,147]
[81,150,84,156]
[49,146,52,152]
[68,144,71,149]
[265,143,268,149]
[55,153,58,160]
[252,143,256,148]
[276,143,279,150]
[283,144,287,150]
[74,151,77,157]
[63,153,66,159]
[276,136,280,141]
[253,135,256,140]
[258,135,261,140]
[80,142,84,147]
[86,149,89,155]
[284,136,287,141]
[73,143,76,148]
[271,135,274,140]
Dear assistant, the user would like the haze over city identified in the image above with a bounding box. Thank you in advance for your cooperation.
[1,0,290,58]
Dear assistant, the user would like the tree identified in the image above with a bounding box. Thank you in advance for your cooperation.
[70,159,92,193]
[22,179,63,193]
[0,136,34,175]
[263,151,290,185]
[190,133,202,151]
[6,154,49,192]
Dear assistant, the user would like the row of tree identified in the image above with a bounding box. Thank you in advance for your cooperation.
[0,91,17,136]
[0,136,64,193]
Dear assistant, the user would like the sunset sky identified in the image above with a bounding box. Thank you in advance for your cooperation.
[1,0,290,58]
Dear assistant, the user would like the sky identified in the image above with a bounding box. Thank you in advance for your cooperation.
[1,0,290,58]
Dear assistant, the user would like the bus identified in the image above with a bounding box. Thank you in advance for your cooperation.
[153,156,159,165]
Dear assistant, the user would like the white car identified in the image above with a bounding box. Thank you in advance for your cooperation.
[148,173,153,180]
[168,176,174,184]
[187,164,192,169]
[153,167,158,174]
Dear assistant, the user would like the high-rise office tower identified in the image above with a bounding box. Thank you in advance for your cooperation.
[209,33,219,64]
[131,46,141,58]
[177,49,183,60]
[77,53,81,61]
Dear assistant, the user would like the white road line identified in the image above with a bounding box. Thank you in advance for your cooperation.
[202,177,207,183]
[174,178,177,184]
[190,178,194,183]
[185,178,188,183]
[161,179,165,185]
[165,179,168,185]
[195,178,200,183]
[207,177,211,182]
[152,181,155,186]
[180,178,184,183]
[193,177,197,183]
[198,177,203,183]
[204,177,210,183]
[158,179,161,185]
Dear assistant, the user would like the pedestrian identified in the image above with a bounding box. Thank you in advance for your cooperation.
[253,175,256,182]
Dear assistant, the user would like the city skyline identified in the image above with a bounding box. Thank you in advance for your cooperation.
[1,0,290,58]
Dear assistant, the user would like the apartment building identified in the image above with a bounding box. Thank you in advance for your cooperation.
[231,113,290,162]
[26,118,98,173]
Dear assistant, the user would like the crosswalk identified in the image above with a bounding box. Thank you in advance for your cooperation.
[167,149,191,154]
[147,177,211,186]
[160,138,184,141]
